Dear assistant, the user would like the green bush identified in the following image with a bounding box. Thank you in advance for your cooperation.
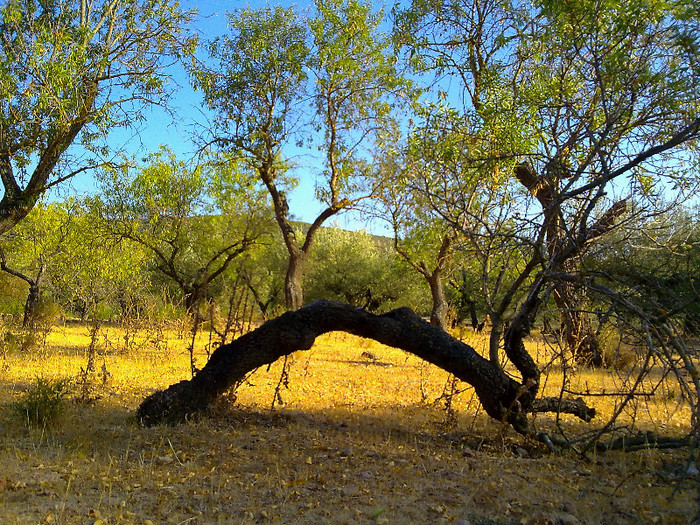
[10,377,72,429]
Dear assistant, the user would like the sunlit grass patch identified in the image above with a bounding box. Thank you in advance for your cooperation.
[0,322,695,524]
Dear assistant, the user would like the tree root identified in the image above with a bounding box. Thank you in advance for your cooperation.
[530,430,691,454]
[529,396,597,422]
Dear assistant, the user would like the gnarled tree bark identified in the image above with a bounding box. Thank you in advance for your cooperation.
[137,300,595,432]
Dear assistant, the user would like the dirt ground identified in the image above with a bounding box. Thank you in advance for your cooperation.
[0,326,697,524]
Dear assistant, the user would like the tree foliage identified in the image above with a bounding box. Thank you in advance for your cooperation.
[304,227,424,312]
[0,0,194,234]
[395,0,700,361]
[192,0,408,310]
[95,147,269,314]
[0,201,72,327]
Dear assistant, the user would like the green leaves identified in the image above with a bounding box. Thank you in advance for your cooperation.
[310,0,410,198]
[0,0,195,235]
[1,0,192,154]
[94,146,270,311]
[193,6,309,154]
[192,0,409,202]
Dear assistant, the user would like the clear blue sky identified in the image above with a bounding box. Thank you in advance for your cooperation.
[86,0,392,235]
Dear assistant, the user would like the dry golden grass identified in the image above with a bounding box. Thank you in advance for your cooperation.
[0,323,696,524]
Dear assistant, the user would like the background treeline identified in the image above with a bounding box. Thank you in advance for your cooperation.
[2,187,698,365]
[0,194,428,332]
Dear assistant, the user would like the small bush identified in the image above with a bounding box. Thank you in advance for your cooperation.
[10,377,72,429]
[3,329,25,353]
[599,324,637,371]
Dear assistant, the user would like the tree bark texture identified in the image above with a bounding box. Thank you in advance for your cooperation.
[284,252,306,311]
[427,269,450,331]
[137,300,595,431]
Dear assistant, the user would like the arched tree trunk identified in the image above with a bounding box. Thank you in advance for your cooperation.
[137,300,595,432]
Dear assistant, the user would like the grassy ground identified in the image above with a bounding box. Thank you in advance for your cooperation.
[0,322,696,524]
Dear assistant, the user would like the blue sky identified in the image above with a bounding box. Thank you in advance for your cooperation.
[84,0,393,235]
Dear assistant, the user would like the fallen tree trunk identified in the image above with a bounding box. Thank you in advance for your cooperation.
[137,300,594,431]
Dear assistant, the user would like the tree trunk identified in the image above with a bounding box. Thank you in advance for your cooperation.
[184,285,206,318]
[285,251,305,311]
[0,249,44,329]
[487,313,503,367]
[467,300,479,330]
[427,269,449,331]
[552,283,603,367]
[137,300,595,432]
[0,155,38,236]
[514,164,612,368]
[23,283,41,329]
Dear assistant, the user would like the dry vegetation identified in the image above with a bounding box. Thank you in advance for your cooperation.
[0,322,696,524]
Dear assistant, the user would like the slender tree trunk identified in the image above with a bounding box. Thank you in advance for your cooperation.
[488,312,503,367]
[466,300,479,330]
[285,251,306,311]
[427,269,449,330]
[24,263,45,329]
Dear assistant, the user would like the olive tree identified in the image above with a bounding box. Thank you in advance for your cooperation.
[0,202,72,328]
[304,226,424,312]
[191,0,408,310]
[95,147,269,316]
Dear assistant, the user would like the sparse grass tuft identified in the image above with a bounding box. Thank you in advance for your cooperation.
[9,376,72,429]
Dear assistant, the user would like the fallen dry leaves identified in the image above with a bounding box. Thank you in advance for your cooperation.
[0,324,696,524]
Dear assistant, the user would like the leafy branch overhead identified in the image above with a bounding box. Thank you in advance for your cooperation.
[0,0,195,234]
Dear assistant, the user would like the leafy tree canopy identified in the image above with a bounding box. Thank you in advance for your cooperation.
[0,0,195,234]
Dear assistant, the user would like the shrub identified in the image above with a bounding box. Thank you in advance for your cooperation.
[10,377,72,429]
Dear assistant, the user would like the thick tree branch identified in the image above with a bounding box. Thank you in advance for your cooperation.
[137,300,597,433]
[138,300,526,428]
[530,396,596,422]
